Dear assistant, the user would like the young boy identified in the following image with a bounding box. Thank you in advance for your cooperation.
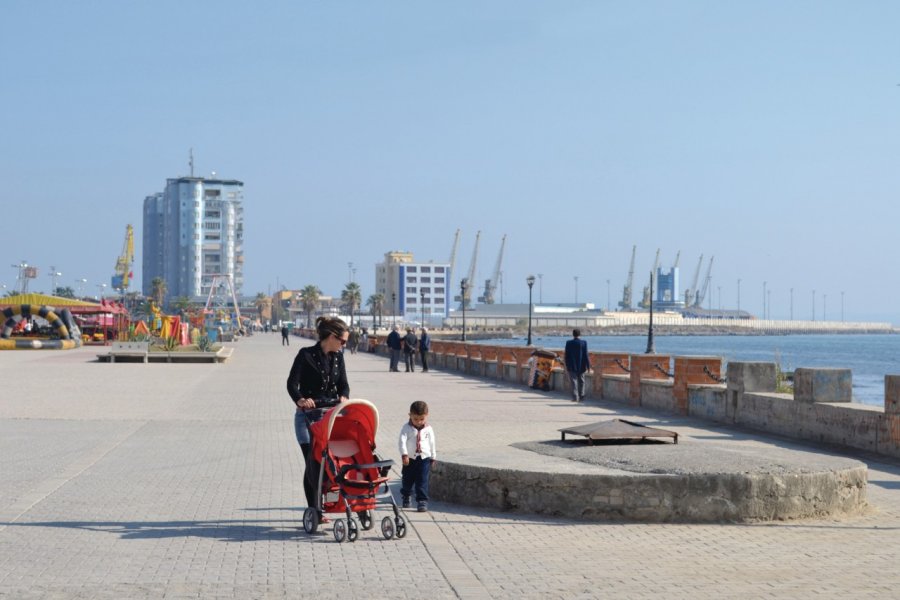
[398,400,436,512]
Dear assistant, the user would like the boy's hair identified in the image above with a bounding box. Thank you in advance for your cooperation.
[409,400,429,416]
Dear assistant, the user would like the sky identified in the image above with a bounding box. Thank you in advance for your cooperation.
[2,1,899,323]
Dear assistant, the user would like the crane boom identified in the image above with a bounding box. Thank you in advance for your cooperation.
[447,229,460,294]
[685,254,703,306]
[480,234,506,304]
[672,250,681,269]
[460,231,480,309]
[693,255,714,308]
[618,245,636,310]
[112,224,135,292]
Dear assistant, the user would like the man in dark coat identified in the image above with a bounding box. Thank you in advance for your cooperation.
[386,326,402,372]
[281,324,290,346]
[403,328,418,372]
[564,328,591,402]
[419,327,431,372]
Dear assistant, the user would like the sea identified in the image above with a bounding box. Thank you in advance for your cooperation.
[474,334,900,407]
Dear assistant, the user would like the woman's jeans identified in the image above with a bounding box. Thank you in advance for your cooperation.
[294,409,324,512]
[400,457,433,502]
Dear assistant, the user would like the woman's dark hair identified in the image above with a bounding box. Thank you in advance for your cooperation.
[316,316,348,341]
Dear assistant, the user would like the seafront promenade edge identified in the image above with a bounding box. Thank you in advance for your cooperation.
[2,334,900,598]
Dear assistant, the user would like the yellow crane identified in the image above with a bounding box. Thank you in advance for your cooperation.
[111,224,134,293]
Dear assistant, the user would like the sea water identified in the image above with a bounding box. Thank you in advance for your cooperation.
[475,334,900,407]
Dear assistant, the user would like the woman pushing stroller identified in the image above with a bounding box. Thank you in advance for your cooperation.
[286,316,350,523]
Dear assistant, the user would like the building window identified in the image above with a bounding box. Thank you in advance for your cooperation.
[435,297,444,304]
[420,277,431,283]
[435,277,445,284]
[421,287,431,294]
[406,277,416,284]
[407,266,417,273]
[421,266,431,273]
[435,287,444,294]
[422,297,430,304]
[406,287,416,293]
[408,297,417,304]
[435,267,445,273]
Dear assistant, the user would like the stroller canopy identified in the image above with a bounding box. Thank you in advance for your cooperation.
[310,399,380,459]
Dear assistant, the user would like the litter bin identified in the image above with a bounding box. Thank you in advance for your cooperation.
[528,349,560,391]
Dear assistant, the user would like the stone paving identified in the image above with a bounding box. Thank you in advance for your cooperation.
[1,333,899,599]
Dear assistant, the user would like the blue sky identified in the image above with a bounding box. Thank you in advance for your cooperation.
[2,2,899,323]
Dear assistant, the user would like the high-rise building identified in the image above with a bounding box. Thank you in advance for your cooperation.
[142,176,244,304]
[376,251,450,324]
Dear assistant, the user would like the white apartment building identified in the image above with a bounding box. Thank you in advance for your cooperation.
[376,251,450,324]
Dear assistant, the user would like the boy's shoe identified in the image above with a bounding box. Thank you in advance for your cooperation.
[402,497,410,509]
[417,501,428,512]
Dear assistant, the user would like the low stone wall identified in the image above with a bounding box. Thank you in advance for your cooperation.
[418,341,900,460]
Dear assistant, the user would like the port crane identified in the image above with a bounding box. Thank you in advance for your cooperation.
[456,230,480,309]
[111,225,135,293]
[447,229,460,298]
[692,255,715,308]
[618,245,636,310]
[479,234,506,305]
[639,248,661,309]
[684,254,703,307]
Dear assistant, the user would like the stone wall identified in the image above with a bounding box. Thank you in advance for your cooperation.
[414,340,900,460]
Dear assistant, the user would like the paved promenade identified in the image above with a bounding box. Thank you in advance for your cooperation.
[2,333,900,599]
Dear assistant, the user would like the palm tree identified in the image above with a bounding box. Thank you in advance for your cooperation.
[366,293,384,332]
[299,285,321,328]
[342,282,362,328]
[172,296,192,316]
[254,292,271,323]
[151,277,167,308]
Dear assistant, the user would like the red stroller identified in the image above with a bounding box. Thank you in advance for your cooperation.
[302,399,407,542]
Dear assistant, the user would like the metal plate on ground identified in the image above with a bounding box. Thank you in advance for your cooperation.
[559,418,678,444]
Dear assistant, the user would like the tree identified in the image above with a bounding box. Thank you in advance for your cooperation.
[342,282,362,328]
[299,285,321,328]
[254,292,271,323]
[55,286,76,299]
[172,296,192,316]
[366,293,384,331]
[151,277,167,308]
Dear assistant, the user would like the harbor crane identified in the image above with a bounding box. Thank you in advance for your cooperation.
[639,248,661,309]
[672,250,681,269]
[618,245,636,310]
[693,255,715,308]
[684,254,703,307]
[447,229,460,297]
[455,231,481,309]
[479,234,506,305]
[111,224,135,293]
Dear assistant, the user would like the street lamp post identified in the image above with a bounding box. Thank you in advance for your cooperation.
[391,292,396,327]
[573,276,579,304]
[645,271,655,354]
[96,283,107,300]
[526,275,535,346]
[537,274,543,303]
[420,289,425,327]
[460,278,468,342]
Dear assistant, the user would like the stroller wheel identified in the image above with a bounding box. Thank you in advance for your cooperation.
[302,508,318,534]
[333,518,347,543]
[396,516,407,539]
[359,510,373,530]
[381,516,395,540]
[347,519,359,542]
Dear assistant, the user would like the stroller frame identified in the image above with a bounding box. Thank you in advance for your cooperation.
[302,399,407,542]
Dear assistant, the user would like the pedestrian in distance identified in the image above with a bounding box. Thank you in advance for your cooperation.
[564,328,591,402]
[403,327,417,372]
[386,325,402,372]
[359,328,368,353]
[398,400,436,512]
[285,316,350,523]
[347,328,359,355]
[419,327,431,372]
[281,324,290,346]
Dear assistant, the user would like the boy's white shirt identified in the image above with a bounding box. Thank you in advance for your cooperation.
[398,422,436,459]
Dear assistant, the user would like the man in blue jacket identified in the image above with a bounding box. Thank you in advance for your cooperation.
[386,326,402,372]
[564,329,591,402]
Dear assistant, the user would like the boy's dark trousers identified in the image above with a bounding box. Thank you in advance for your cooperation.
[400,456,432,502]
[420,350,429,371]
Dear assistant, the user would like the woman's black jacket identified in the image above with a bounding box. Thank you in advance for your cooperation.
[286,342,349,407]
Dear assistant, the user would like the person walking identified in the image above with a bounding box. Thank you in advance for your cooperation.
[286,316,350,523]
[386,326,402,372]
[398,400,436,512]
[564,328,591,402]
[281,324,289,346]
[358,328,368,353]
[419,327,431,372]
[403,328,417,372]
